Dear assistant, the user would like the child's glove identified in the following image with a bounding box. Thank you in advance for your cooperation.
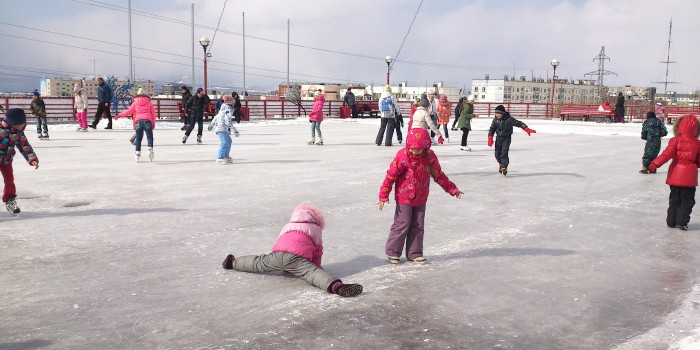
[488,135,493,147]
[648,163,658,173]
[207,123,213,131]
[524,127,536,136]
[438,136,444,144]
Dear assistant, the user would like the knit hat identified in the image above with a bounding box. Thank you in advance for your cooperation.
[384,85,392,93]
[419,97,430,108]
[646,111,656,119]
[289,204,325,229]
[32,89,40,97]
[222,95,234,105]
[4,108,27,126]
[196,88,204,94]
[73,84,82,94]
[136,88,144,95]
[656,102,662,106]
[439,94,447,102]
[406,128,432,151]
[495,105,507,115]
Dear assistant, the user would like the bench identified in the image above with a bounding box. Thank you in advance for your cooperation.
[355,102,380,118]
[663,108,700,124]
[559,105,614,123]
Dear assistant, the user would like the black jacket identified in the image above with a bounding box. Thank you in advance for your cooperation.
[616,95,625,108]
[488,113,527,138]
[185,94,211,114]
[181,91,193,114]
[97,83,112,103]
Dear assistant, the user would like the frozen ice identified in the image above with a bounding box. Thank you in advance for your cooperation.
[1,117,700,349]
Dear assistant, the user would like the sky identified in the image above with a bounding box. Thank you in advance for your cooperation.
[1,0,698,94]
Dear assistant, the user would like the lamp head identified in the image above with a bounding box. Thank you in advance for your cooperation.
[551,58,559,68]
[199,36,211,48]
[385,56,393,64]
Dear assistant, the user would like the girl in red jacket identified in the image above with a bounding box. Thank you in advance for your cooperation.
[649,115,700,230]
[378,128,463,264]
[221,204,363,297]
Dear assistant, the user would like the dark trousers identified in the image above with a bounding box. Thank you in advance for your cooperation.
[442,125,450,139]
[667,186,696,227]
[92,103,112,128]
[395,122,403,142]
[452,115,459,128]
[614,107,625,123]
[185,110,204,136]
[375,118,396,146]
[642,138,661,168]
[134,120,154,152]
[350,105,358,118]
[430,114,438,137]
[36,116,48,135]
[494,136,512,168]
[461,129,470,147]
[1,163,16,203]
[385,204,426,259]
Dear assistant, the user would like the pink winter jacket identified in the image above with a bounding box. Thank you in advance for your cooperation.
[271,205,325,267]
[309,94,325,122]
[380,128,459,206]
[116,95,156,128]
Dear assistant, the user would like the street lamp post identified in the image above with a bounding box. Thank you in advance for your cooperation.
[550,59,559,118]
[385,56,393,85]
[199,36,211,94]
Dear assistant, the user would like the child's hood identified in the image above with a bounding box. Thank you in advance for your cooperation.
[134,95,151,106]
[288,204,325,229]
[674,115,699,137]
[405,128,432,151]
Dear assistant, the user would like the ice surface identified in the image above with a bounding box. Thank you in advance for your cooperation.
[1,117,700,349]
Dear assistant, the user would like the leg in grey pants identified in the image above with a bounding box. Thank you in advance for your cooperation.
[385,203,426,259]
[233,251,338,292]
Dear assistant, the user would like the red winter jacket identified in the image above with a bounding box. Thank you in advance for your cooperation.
[652,115,700,187]
[379,128,458,206]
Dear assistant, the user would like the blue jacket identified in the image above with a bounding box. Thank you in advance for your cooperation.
[97,83,112,103]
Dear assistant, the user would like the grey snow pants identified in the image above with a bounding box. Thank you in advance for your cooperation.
[232,251,338,292]
[385,203,426,259]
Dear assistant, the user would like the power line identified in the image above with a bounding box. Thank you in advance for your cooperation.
[390,0,423,70]
[208,0,228,54]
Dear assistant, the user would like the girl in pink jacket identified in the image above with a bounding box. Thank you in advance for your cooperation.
[116,88,156,162]
[378,128,463,264]
[308,92,325,145]
[222,204,363,297]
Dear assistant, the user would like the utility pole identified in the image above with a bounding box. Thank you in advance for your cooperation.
[89,58,101,77]
[287,19,290,91]
[242,12,246,98]
[653,19,679,94]
[128,0,133,82]
[191,3,195,89]
[584,46,617,100]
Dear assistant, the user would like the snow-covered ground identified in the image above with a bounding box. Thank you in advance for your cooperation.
[2,116,700,350]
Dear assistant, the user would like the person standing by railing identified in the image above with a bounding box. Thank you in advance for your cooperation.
[344,88,357,118]
[73,84,88,131]
[90,77,113,129]
[30,90,49,140]
[232,92,242,124]
[614,92,625,124]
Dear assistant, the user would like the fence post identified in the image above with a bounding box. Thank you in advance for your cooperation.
[156,99,161,119]
[263,100,267,118]
[281,99,285,119]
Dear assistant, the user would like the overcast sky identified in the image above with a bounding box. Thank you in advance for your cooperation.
[1,0,698,94]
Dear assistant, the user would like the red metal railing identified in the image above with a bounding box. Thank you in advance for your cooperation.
[2,96,696,121]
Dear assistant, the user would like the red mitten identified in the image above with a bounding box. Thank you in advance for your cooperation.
[438,136,444,144]
[487,135,493,147]
[524,127,536,136]
[648,163,658,173]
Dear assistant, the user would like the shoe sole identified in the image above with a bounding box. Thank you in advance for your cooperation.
[387,256,400,264]
[409,257,427,265]
[338,284,363,297]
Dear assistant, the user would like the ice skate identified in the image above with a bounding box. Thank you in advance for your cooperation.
[225,157,233,164]
[5,195,20,215]
[409,256,427,265]
[315,137,323,145]
[501,166,508,176]
[307,137,315,145]
[460,146,471,152]
[182,135,188,144]
[677,225,689,231]
[43,134,49,140]
[215,159,228,165]
[233,128,240,137]
[196,135,202,144]
[387,256,400,265]
[134,151,140,162]
[444,137,449,143]
[337,284,363,297]
[147,147,154,161]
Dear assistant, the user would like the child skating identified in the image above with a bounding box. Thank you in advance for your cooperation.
[436,94,451,143]
[208,95,239,164]
[457,95,475,151]
[378,128,463,264]
[30,90,49,140]
[116,88,156,162]
[487,105,536,176]
[221,204,363,297]
[640,111,668,174]
[648,114,700,230]
[1,109,39,215]
[73,84,89,131]
[308,92,325,145]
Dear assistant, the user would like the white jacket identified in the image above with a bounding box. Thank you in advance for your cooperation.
[411,106,442,137]
[209,103,234,133]
[74,92,88,110]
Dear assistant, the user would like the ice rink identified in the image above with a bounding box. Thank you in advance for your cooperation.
[2,117,700,350]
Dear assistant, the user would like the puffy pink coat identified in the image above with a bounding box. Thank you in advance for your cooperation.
[309,94,325,122]
[652,115,700,187]
[437,95,451,125]
[116,95,157,128]
[271,204,325,267]
[379,128,459,206]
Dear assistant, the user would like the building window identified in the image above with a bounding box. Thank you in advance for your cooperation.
[481,95,485,99]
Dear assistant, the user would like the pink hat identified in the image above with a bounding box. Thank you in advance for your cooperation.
[222,95,234,105]
[289,204,325,229]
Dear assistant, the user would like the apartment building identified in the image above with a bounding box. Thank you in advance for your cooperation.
[470,75,600,104]
[40,78,155,98]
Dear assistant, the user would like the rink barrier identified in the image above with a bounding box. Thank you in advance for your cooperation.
[1,96,696,122]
